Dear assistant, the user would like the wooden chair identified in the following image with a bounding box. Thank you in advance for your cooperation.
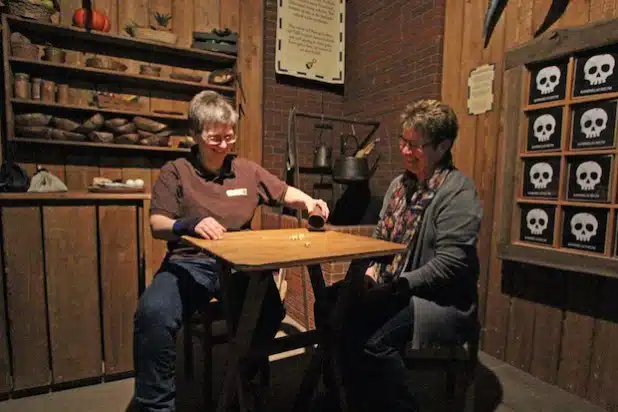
[402,327,479,412]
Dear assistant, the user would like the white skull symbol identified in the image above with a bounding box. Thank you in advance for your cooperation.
[533,114,556,142]
[526,209,549,235]
[570,213,598,242]
[536,66,561,95]
[529,162,553,189]
[580,108,608,138]
[576,161,602,191]
[584,54,615,86]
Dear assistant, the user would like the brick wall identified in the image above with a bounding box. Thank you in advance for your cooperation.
[261,208,375,329]
[263,0,446,197]
[263,0,345,197]
[344,0,446,194]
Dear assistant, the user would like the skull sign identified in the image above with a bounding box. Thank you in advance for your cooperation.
[570,213,598,242]
[529,162,553,189]
[580,108,608,139]
[536,66,561,95]
[526,209,548,235]
[584,54,615,86]
[533,114,556,142]
[576,161,602,191]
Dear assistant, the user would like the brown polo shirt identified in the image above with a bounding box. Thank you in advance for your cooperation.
[150,147,288,260]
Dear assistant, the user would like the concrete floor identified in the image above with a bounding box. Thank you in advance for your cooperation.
[0,316,605,412]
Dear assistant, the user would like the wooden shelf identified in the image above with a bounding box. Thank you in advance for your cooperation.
[11,98,187,121]
[9,57,236,94]
[521,149,616,157]
[9,137,191,153]
[5,14,236,65]
[0,191,151,201]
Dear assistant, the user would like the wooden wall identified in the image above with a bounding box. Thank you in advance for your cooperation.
[442,0,618,408]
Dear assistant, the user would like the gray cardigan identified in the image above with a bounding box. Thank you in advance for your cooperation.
[376,169,483,348]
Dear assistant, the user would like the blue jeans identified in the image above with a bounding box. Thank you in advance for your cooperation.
[133,258,285,411]
[315,281,418,412]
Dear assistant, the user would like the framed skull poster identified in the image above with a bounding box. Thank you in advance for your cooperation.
[571,100,617,150]
[561,207,608,254]
[573,49,618,97]
[527,107,563,151]
[519,204,555,245]
[522,157,561,198]
[567,155,613,202]
[528,60,568,105]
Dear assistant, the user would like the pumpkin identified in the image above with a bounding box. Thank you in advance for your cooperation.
[72,8,111,33]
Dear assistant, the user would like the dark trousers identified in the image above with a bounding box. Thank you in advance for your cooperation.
[315,279,419,412]
[133,258,285,412]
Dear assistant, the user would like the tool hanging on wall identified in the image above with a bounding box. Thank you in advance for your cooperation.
[312,116,333,169]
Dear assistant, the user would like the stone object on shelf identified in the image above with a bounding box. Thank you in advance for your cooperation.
[133,116,167,133]
[51,117,80,132]
[15,113,52,126]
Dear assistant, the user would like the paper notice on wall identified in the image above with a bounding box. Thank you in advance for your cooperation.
[275,0,345,84]
[467,64,496,115]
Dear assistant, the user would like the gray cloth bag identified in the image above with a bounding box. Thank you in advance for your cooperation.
[28,168,68,192]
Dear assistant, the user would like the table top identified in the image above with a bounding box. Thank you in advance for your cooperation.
[182,228,407,271]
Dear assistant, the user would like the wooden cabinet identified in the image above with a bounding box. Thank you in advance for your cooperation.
[0,193,148,393]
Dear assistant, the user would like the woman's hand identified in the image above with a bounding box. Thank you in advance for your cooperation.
[365,264,378,283]
[194,217,227,240]
[304,198,330,220]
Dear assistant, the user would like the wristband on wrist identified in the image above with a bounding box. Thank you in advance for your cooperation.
[172,216,203,237]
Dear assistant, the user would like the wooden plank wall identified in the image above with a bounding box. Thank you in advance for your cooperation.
[442,0,618,409]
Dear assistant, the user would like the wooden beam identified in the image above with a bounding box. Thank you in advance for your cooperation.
[505,16,618,69]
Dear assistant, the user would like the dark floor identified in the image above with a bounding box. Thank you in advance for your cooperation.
[0,319,606,411]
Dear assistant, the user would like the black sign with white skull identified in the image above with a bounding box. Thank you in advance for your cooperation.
[523,157,561,198]
[562,207,607,254]
[573,49,618,97]
[529,60,568,104]
[571,100,617,149]
[527,107,563,151]
[519,204,555,245]
[567,155,613,202]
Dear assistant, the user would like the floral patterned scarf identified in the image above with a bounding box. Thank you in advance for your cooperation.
[374,165,453,283]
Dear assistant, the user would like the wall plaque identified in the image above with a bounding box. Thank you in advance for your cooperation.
[528,60,568,105]
[573,49,618,97]
[527,107,563,152]
[567,155,613,203]
[467,64,495,115]
[523,157,561,198]
[562,207,608,254]
[519,204,555,245]
[275,0,346,84]
[571,100,617,150]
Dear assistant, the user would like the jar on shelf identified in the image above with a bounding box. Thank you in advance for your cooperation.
[14,73,30,99]
[31,77,42,100]
[41,80,56,102]
[56,84,69,104]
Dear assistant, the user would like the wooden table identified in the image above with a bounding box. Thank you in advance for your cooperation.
[183,227,406,412]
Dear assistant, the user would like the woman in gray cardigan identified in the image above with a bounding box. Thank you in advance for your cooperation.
[317,99,482,412]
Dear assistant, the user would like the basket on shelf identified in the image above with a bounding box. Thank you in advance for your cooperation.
[6,0,60,23]
[11,42,39,60]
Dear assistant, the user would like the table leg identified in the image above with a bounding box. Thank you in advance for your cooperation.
[216,263,270,412]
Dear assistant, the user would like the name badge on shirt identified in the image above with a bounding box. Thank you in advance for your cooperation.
[226,188,248,197]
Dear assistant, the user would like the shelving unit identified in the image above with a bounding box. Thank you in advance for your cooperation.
[1,13,237,155]
[498,23,618,278]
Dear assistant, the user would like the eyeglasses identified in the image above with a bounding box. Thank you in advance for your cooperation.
[202,132,237,146]
[399,138,433,154]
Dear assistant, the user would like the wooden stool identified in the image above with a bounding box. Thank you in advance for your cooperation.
[320,322,478,411]
[183,298,228,408]
[183,298,272,410]
[402,333,478,412]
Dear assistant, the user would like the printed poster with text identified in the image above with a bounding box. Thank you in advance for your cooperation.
[276,0,345,84]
